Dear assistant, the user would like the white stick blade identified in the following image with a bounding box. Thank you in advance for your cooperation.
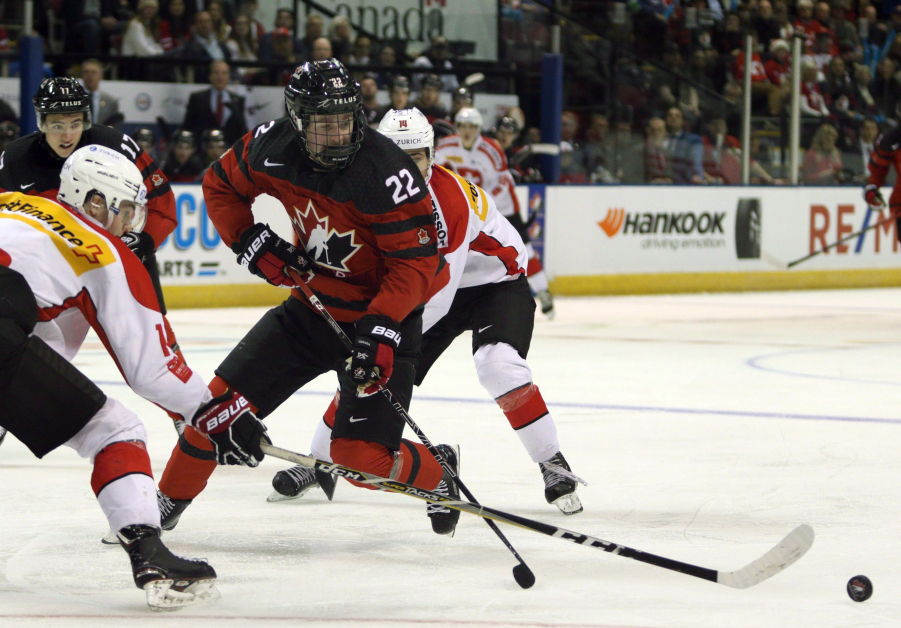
[717,524,814,589]
[529,143,561,155]
[761,250,788,270]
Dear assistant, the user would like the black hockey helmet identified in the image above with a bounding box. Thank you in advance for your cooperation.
[391,76,411,93]
[33,77,92,131]
[421,74,444,91]
[432,118,455,142]
[284,59,365,170]
[497,116,519,134]
[134,127,155,144]
[172,129,196,147]
[453,87,473,107]
[201,128,227,147]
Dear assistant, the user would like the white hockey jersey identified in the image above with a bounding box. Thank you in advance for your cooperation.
[0,192,210,421]
[435,134,521,218]
[422,166,527,331]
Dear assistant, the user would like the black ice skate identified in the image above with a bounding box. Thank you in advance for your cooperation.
[118,524,219,611]
[536,290,555,320]
[539,451,583,515]
[267,465,338,502]
[0,426,7,447]
[427,444,461,536]
[158,489,193,531]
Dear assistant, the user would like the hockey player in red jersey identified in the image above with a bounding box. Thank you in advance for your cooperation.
[0,146,266,610]
[155,60,458,534]
[864,122,901,234]
[270,108,584,515]
[435,107,556,319]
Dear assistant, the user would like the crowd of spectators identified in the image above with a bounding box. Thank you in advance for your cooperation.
[11,0,901,185]
[516,0,901,185]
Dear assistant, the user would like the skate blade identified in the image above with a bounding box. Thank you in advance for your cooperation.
[553,492,583,515]
[100,530,120,545]
[145,578,220,612]
[265,485,314,503]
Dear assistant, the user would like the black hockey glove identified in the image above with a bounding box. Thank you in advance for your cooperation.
[192,389,269,466]
[232,223,312,287]
[120,231,156,264]
[346,315,401,397]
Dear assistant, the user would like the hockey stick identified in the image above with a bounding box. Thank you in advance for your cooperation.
[786,208,896,268]
[261,443,814,589]
[463,72,485,88]
[285,268,536,589]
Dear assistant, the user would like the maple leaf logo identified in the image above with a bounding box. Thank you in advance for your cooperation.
[290,200,362,273]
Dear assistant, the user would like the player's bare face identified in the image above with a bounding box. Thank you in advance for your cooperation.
[44,114,85,159]
[405,148,429,179]
[458,122,480,149]
[305,113,353,162]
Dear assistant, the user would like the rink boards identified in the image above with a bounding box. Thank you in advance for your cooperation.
[157,184,901,308]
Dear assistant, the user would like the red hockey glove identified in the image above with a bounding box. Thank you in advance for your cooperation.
[346,315,401,396]
[232,223,312,287]
[864,184,886,210]
[192,389,268,466]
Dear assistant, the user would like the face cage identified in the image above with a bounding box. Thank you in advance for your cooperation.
[289,104,366,170]
[36,108,93,133]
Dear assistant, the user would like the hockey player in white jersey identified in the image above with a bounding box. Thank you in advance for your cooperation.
[435,107,555,319]
[269,109,583,516]
[0,145,267,610]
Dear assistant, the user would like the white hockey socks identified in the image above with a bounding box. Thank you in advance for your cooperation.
[474,343,560,463]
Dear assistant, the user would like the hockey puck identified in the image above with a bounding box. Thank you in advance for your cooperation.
[847,575,873,602]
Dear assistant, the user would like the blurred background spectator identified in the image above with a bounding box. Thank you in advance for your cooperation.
[81,59,121,129]
[804,123,845,184]
[182,60,247,146]
[328,16,354,64]
[121,0,165,58]
[258,8,297,61]
[413,74,449,122]
[412,35,459,91]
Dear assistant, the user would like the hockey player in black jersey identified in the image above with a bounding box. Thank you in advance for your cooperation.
[0,78,180,348]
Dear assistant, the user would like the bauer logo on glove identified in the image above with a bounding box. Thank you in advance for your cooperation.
[199,395,250,433]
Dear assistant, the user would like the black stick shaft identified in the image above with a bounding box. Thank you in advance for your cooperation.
[261,443,718,584]
[787,210,895,268]
[287,269,534,582]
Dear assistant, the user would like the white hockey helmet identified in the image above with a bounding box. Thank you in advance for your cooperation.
[454,107,483,130]
[378,107,436,181]
[58,145,148,232]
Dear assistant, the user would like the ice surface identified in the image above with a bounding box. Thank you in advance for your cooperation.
[2,289,901,627]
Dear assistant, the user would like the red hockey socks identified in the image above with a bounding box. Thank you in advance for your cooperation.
[158,376,252,501]
[330,437,443,491]
[158,426,217,500]
[91,440,153,496]
[497,383,549,429]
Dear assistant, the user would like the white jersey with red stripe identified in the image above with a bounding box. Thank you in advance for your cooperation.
[423,165,526,331]
[0,192,210,421]
[435,134,521,218]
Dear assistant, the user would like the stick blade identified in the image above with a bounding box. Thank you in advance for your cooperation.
[717,524,814,589]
